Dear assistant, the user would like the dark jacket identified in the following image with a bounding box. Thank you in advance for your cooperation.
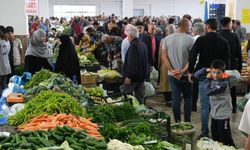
[138,33,153,66]
[123,38,148,82]
[219,29,242,71]
[188,32,230,73]
[55,34,81,84]
[154,34,163,70]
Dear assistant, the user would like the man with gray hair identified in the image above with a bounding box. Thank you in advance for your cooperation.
[192,22,205,41]
[121,25,149,104]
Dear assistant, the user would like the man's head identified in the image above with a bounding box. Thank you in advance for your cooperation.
[177,18,190,33]
[0,25,6,39]
[233,20,241,29]
[35,17,40,25]
[205,18,217,33]
[6,26,14,40]
[135,21,144,34]
[210,59,226,80]
[168,17,175,24]
[126,25,139,42]
[220,17,232,29]
[192,22,205,36]
[101,34,111,44]
[148,23,156,35]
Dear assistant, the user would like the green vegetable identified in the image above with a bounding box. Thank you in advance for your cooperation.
[8,90,87,126]
[171,122,194,131]
[24,69,54,89]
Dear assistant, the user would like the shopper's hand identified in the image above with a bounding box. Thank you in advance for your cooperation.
[207,73,212,78]
[206,68,211,72]
[188,73,193,83]
[124,77,131,85]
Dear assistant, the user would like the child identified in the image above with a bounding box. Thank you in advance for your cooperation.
[194,59,235,147]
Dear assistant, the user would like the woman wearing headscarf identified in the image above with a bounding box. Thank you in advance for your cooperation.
[55,34,80,84]
[25,29,52,75]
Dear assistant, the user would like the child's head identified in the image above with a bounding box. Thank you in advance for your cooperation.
[210,59,226,80]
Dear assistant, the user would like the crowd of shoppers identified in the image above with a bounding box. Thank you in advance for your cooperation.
[1,13,249,148]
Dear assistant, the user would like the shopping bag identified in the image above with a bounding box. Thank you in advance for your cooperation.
[237,93,250,112]
[150,67,159,87]
[144,82,155,97]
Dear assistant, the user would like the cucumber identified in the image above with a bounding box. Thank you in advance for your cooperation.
[21,136,27,143]
[86,141,96,147]
[34,132,41,138]
[51,133,63,143]
[20,131,33,136]
[26,137,40,145]
[1,143,12,149]
[55,126,67,133]
[95,142,107,149]
[38,138,50,147]
[86,145,97,150]
[66,137,77,144]
[19,142,33,149]
[63,126,74,133]
[0,136,12,144]
[70,144,83,150]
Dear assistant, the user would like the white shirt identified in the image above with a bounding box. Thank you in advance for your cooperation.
[13,38,23,66]
[121,37,130,63]
[0,40,11,75]
[239,100,250,134]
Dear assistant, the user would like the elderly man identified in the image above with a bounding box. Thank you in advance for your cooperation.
[101,34,122,70]
[162,18,194,123]
[121,25,149,104]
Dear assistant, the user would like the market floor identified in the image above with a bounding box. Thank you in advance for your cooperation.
[146,93,246,149]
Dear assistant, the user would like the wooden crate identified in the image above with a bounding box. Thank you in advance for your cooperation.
[81,74,97,85]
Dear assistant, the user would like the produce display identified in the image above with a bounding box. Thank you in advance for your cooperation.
[107,139,144,150]
[25,73,88,103]
[197,137,236,150]
[78,54,100,72]
[24,69,54,89]
[241,41,249,77]
[97,69,122,79]
[84,86,104,97]
[171,122,194,131]
[0,126,107,149]
[18,113,103,140]
[8,91,87,126]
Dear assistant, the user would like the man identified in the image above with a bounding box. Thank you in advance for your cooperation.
[220,17,242,113]
[191,22,205,111]
[162,18,194,122]
[233,20,247,42]
[121,24,132,63]
[6,26,24,67]
[121,25,148,104]
[148,23,158,69]
[29,17,40,37]
[40,18,50,37]
[101,34,122,70]
[188,18,230,138]
[5,26,14,79]
[135,21,153,68]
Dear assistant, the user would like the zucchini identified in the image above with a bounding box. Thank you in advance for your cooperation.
[63,126,74,133]
[86,145,97,150]
[51,133,63,143]
[21,136,27,143]
[55,126,67,133]
[19,142,33,149]
[1,143,12,149]
[95,142,107,149]
[20,131,33,136]
[70,144,83,150]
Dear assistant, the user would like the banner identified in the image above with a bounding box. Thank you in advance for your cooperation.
[242,9,250,24]
[25,0,38,15]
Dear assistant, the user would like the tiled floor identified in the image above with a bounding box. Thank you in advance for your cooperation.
[146,94,246,149]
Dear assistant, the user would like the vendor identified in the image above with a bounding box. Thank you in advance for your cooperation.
[78,33,96,55]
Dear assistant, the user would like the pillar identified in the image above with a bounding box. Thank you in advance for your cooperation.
[123,0,133,18]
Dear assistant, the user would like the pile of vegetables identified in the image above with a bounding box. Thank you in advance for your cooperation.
[84,86,104,97]
[171,122,194,131]
[8,91,86,126]
[108,139,144,150]
[97,69,122,79]
[25,73,88,103]
[18,113,103,140]
[24,69,54,89]
[197,137,236,150]
[87,103,140,124]
[0,126,107,149]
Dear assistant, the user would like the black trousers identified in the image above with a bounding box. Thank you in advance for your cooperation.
[230,86,237,109]
[211,118,235,147]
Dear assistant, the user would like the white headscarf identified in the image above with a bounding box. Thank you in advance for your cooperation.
[25,29,50,58]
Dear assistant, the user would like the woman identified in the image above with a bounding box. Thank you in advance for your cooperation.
[25,29,52,75]
[158,24,176,106]
[55,34,80,84]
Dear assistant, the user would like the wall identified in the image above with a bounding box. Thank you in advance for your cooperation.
[236,0,250,33]
[48,0,122,17]
[0,0,28,35]
[39,0,50,18]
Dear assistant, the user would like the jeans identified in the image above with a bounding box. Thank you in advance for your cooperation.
[120,82,145,104]
[199,81,210,136]
[169,76,192,122]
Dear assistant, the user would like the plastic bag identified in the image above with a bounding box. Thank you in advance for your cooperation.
[225,70,241,87]
[9,72,31,86]
[237,93,250,112]
[144,82,155,97]
[150,67,159,87]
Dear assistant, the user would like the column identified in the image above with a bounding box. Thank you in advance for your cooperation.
[0,0,28,35]
[123,0,133,18]
[39,0,50,19]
